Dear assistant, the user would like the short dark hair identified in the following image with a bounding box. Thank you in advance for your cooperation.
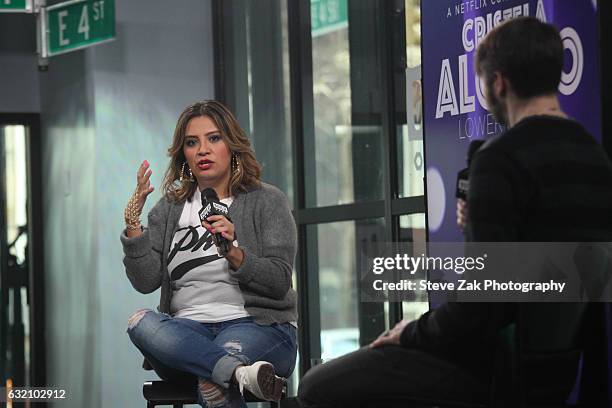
[475,17,563,99]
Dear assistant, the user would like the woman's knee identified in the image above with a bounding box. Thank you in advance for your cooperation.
[220,324,297,376]
[127,308,154,331]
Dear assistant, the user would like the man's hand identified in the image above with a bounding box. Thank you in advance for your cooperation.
[369,319,410,348]
[456,198,468,231]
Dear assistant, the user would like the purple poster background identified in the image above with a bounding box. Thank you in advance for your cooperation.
[422,0,601,243]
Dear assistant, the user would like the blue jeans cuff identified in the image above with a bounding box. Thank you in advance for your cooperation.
[212,354,250,389]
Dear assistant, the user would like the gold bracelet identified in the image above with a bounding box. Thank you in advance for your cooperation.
[125,222,142,231]
[124,191,142,229]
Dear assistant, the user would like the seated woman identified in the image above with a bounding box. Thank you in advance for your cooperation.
[121,100,298,408]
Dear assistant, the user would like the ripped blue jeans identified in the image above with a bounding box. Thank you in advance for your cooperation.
[127,310,297,408]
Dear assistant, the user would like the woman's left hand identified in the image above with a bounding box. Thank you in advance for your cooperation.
[203,215,235,242]
[203,215,244,268]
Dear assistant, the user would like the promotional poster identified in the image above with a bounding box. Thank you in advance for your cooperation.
[422,0,601,241]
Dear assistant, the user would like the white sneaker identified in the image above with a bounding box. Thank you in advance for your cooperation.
[235,361,284,401]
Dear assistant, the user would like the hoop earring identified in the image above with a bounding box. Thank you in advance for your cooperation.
[180,162,195,182]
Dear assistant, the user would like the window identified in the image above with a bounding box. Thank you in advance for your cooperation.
[0,115,45,390]
[215,0,427,383]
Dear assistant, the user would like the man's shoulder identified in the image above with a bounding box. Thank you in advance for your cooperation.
[477,116,596,158]
[472,133,512,164]
[505,116,593,144]
[480,117,550,151]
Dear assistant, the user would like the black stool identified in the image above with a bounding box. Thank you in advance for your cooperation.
[143,380,285,407]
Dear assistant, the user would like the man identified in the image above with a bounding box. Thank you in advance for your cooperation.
[298,17,612,407]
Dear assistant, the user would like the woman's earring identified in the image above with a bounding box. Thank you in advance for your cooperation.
[232,154,241,175]
[180,162,195,182]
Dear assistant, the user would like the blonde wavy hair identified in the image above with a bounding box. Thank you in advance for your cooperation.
[162,100,262,202]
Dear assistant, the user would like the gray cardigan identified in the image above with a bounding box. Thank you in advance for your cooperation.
[121,182,298,325]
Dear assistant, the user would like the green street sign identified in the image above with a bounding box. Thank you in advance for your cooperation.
[42,0,115,57]
[311,0,348,37]
[0,0,33,13]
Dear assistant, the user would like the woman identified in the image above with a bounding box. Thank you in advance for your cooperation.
[121,100,298,408]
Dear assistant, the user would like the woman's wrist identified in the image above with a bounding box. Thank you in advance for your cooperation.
[226,246,244,270]
[124,191,142,230]
[125,221,143,238]
[125,221,142,230]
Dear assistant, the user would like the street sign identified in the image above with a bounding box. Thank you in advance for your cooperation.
[0,0,33,13]
[311,0,348,37]
[41,0,115,57]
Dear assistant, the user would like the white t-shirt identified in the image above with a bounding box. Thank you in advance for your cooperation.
[167,189,249,322]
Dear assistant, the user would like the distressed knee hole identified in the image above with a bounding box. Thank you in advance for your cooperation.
[223,340,242,356]
[127,308,152,330]
[198,379,227,407]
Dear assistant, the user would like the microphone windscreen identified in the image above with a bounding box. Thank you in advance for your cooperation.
[201,188,218,203]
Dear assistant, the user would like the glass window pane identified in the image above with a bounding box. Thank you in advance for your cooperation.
[220,0,294,205]
[4,126,28,263]
[2,125,30,388]
[251,0,294,204]
[307,0,385,207]
[309,217,385,359]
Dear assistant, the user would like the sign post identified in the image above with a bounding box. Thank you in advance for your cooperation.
[0,0,33,13]
[39,0,115,58]
[311,0,348,37]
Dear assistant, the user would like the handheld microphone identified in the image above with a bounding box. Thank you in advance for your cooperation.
[199,188,232,256]
[455,140,485,200]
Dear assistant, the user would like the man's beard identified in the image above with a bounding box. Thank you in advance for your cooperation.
[487,89,508,127]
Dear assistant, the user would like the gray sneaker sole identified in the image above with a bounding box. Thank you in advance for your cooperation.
[257,363,284,401]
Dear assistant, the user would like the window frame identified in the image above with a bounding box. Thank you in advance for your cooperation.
[213,0,427,378]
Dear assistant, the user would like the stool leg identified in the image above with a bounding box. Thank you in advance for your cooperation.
[271,401,278,408]
[172,404,183,408]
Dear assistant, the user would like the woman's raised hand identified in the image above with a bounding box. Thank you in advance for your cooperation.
[134,160,155,209]
[124,160,155,232]
[456,198,468,231]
